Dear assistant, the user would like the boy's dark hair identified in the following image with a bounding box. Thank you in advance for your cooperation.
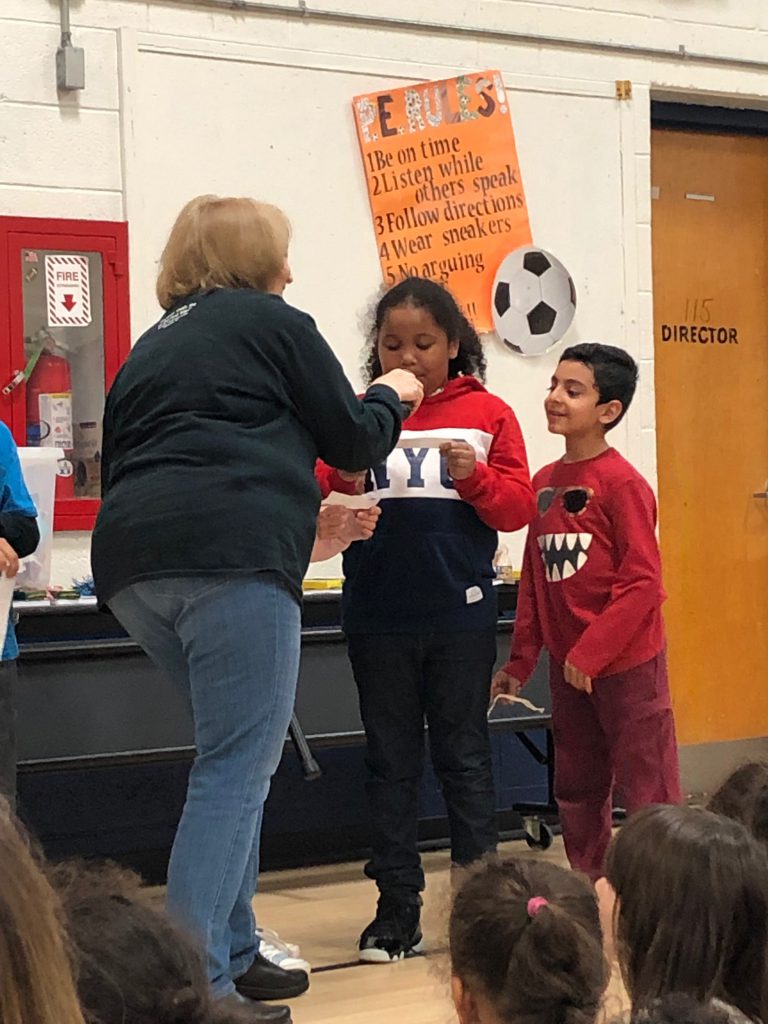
[450,856,607,1024]
[49,861,241,1024]
[632,994,752,1024]
[559,343,638,430]
[708,762,768,846]
[605,804,768,1023]
[363,277,487,385]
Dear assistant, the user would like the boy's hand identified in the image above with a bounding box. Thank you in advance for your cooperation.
[564,660,593,695]
[0,539,19,578]
[440,441,476,481]
[491,669,523,701]
[337,470,367,494]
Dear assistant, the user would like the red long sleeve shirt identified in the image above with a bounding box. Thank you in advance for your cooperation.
[504,448,666,681]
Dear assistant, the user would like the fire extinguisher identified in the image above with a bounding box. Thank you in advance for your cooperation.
[26,351,75,500]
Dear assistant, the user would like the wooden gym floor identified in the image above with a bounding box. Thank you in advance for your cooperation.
[253,836,630,1024]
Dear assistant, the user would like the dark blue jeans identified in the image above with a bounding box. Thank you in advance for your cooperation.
[347,629,498,895]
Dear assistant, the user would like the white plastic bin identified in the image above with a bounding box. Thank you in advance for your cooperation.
[17,448,59,590]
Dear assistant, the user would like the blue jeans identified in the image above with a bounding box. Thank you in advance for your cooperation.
[109,574,301,998]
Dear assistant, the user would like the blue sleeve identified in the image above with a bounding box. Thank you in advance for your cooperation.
[0,425,36,517]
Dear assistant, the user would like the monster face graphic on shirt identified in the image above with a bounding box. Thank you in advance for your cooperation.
[536,485,594,583]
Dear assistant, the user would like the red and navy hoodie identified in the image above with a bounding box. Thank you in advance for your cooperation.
[318,376,535,634]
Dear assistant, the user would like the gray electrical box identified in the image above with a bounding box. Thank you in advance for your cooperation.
[56,45,85,90]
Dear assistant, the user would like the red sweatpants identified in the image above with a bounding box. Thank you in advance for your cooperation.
[549,650,682,880]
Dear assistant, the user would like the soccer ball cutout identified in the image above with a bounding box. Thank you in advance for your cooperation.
[492,247,577,356]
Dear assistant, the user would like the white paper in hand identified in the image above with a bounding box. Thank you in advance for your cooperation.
[322,490,379,510]
[0,574,15,654]
[396,434,453,450]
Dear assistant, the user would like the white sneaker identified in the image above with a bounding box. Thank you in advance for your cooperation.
[256,927,312,973]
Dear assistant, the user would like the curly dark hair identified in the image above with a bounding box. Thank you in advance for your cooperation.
[49,860,243,1024]
[363,277,487,385]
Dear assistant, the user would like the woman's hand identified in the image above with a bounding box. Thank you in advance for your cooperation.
[371,369,424,414]
[348,506,381,542]
[316,505,381,545]
[315,505,352,542]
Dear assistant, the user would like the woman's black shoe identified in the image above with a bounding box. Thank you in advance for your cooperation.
[218,991,291,1023]
[234,953,309,1001]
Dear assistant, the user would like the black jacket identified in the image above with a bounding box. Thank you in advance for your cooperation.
[92,288,403,603]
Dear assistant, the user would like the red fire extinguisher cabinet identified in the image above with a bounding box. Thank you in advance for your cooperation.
[0,218,130,531]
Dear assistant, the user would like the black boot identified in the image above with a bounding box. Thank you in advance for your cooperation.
[358,892,423,963]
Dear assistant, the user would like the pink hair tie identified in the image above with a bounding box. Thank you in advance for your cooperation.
[527,896,549,918]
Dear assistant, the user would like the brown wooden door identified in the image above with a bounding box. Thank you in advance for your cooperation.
[652,129,768,746]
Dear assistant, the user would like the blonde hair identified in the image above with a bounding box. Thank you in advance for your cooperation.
[156,195,291,310]
[0,799,85,1024]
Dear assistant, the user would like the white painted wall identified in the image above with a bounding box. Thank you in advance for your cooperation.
[3,0,768,583]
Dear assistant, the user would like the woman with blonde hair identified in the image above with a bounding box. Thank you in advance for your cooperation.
[0,798,84,1024]
[91,195,421,1023]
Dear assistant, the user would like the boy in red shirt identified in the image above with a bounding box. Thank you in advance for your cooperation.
[492,343,681,879]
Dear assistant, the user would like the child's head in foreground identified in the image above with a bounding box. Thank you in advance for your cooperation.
[50,860,240,1024]
[708,761,768,846]
[597,803,768,1022]
[450,856,607,1024]
[0,797,84,1024]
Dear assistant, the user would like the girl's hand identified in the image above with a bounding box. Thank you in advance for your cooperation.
[371,369,424,413]
[337,470,367,494]
[440,441,476,481]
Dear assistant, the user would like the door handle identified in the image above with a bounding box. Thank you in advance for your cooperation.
[754,481,768,499]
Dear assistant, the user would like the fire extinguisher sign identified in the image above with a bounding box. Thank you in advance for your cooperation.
[44,255,92,328]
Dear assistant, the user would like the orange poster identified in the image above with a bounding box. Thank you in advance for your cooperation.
[353,71,531,331]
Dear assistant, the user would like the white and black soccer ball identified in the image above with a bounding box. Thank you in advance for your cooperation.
[492,247,577,357]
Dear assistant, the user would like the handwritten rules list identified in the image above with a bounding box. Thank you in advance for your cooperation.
[353,71,531,331]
